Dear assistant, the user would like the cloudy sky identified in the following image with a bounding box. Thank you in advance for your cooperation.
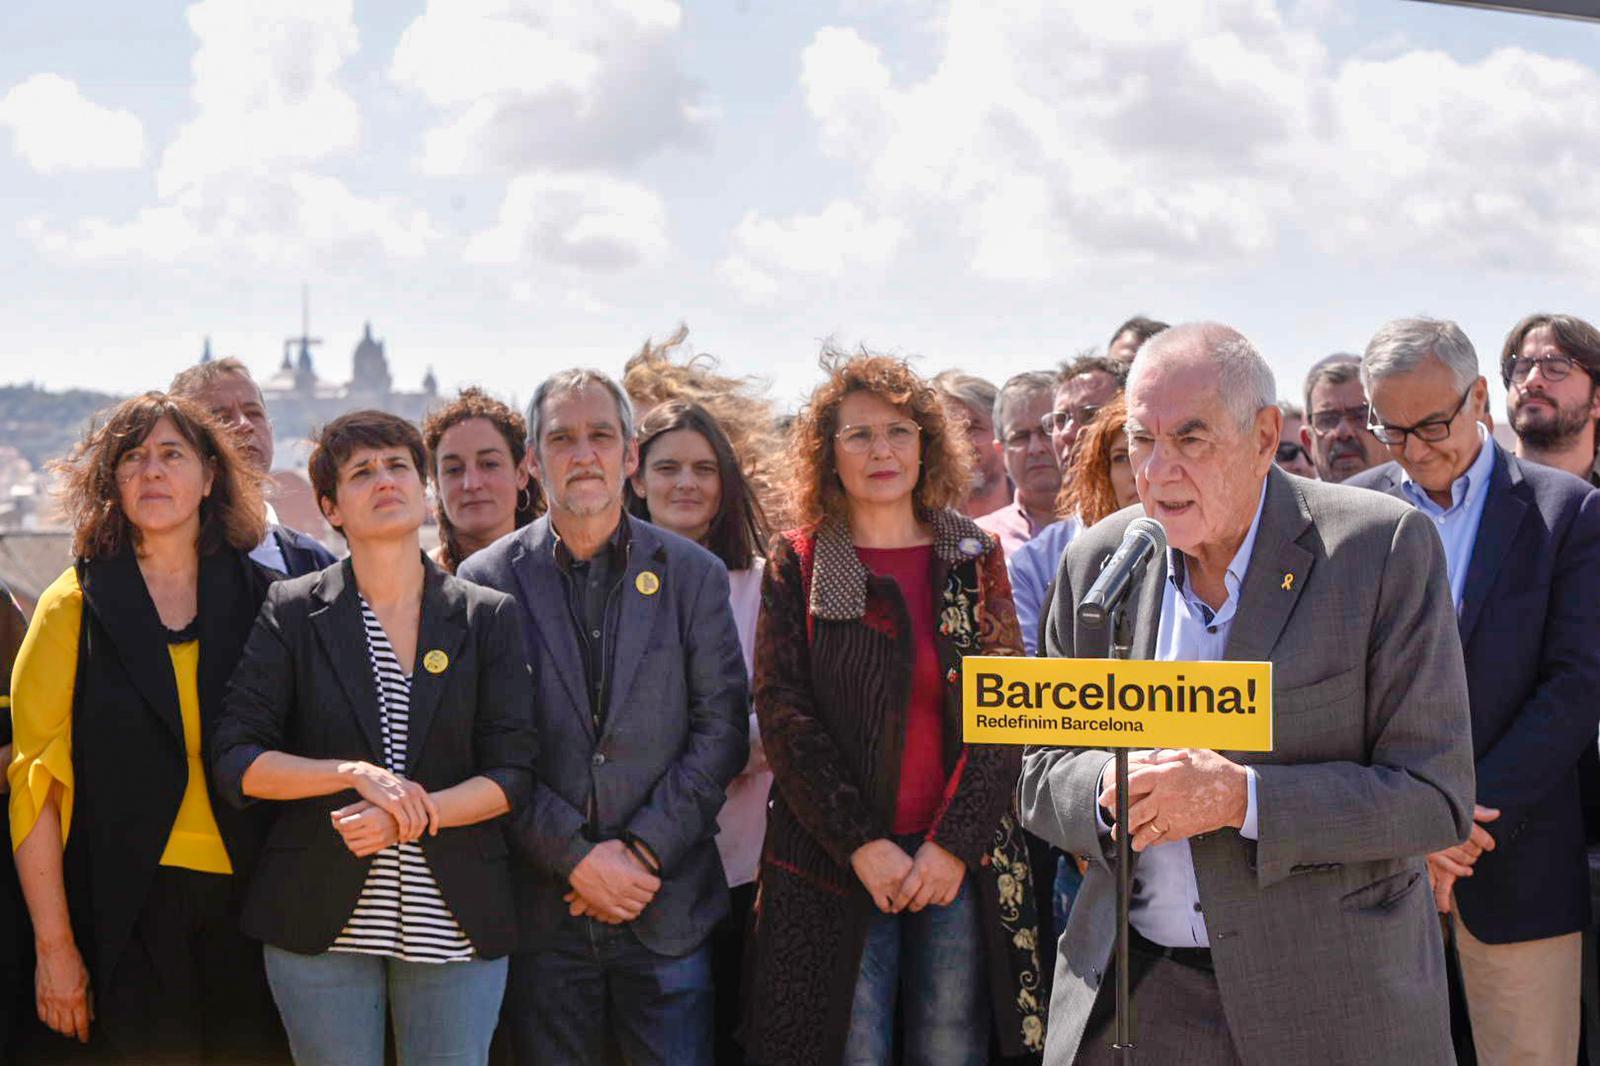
[2,0,1598,415]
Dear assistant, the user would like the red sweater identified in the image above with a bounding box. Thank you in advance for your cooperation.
[856,545,944,834]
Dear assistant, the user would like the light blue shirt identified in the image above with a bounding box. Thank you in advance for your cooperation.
[1397,424,1495,609]
[1007,515,1083,655]
[1097,482,1266,948]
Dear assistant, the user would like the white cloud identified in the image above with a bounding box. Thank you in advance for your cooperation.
[793,0,1600,278]
[465,171,668,272]
[392,0,702,175]
[158,0,360,197]
[720,200,906,300]
[0,74,144,173]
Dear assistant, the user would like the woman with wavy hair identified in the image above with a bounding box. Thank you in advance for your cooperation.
[9,392,284,1061]
[746,351,1043,1065]
[422,387,542,573]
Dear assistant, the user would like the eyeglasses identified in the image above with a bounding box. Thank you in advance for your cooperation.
[1506,354,1584,385]
[1002,427,1052,450]
[1366,384,1473,446]
[1309,405,1370,435]
[1275,442,1308,465]
[835,420,921,454]
[1041,404,1101,435]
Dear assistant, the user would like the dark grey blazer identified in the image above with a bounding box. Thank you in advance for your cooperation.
[1019,468,1476,1066]
[212,556,536,958]
[457,514,749,956]
[1349,444,1600,945]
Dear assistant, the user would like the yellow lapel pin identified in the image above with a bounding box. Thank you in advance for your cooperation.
[1281,573,1295,592]
[423,650,449,674]
[636,571,661,596]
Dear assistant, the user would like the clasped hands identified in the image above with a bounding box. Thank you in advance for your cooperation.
[564,840,663,924]
[850,839,966,914]
[330,760,440,857]
[1098,748,1250,852]
[1425,804,1499,913]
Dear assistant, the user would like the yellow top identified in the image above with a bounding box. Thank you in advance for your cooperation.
[7,567,232,874]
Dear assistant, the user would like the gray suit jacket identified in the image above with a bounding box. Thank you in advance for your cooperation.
[458,514,749,956]
[1019,467,1475,1065]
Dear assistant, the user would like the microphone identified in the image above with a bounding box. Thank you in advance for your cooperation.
[1076,517,1166,629]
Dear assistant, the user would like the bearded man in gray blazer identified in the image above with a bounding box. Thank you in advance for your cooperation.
[1019,322,1475,1065]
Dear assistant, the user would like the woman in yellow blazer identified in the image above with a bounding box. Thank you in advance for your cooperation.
[9,392,285,1062]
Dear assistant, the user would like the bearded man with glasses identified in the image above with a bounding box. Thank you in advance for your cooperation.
[1298,353,1386,483]
[1501,314,1600,487]
[1348,317,1600,1066]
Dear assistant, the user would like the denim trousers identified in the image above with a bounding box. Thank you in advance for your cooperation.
[842,842,990,1066]
[263,944,507,1065]
[505,918,714,1065]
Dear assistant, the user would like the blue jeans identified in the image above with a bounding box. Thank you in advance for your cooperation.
[507,919,713,1065]
[263,945,507,1065]
[843,866,989,1065]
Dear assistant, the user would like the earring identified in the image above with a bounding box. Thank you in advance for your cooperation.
[517,486,533,512]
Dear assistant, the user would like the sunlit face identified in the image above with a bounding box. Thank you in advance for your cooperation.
[435,417,528,545]
[1109,330,1143,365]
[321,446,428,543]
[1508,326,1599,450]
[198,371,273,474]
[1051,371,1121,467]
[632,427,723,544]
[1125,359,1277,557]
[1366,357,1487,499]
[1107,435,1137,509]
[116,416,214,540]
[1304,377,1384,483]
[945,398,1005,496]
[833,390,922,511]
[999,390,1060,501]
[532,386,638,519]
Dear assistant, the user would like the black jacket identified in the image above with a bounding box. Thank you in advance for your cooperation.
[270,524,337,578]
[212,556,536,958]
[1349,445,1600,943]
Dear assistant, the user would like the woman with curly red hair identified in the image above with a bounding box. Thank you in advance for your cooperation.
[745,351,1044,1065]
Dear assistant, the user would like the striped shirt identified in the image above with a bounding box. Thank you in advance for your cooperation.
[329,599,474,963]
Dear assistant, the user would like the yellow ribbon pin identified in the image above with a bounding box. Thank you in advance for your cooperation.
[635,571,661,596]
[1281,573,1294,592]
[423,650,449,674]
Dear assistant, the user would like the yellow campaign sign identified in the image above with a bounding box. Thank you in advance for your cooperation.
[962,656,1274,751]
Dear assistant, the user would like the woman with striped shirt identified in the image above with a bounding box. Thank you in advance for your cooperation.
[213,410,535,1065]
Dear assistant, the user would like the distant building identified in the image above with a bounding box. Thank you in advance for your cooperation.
[257,321,439,444]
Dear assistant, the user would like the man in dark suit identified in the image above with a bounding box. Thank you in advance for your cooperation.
[169,358,337,576]
[1348,316,1600,1065]
[458,369,748,1065]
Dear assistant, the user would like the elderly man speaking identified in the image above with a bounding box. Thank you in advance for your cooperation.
[1019,323,1475,1065]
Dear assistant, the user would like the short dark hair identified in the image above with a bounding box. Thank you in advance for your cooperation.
[1110,316,1170,349]
[627,400,768,570]
[169,357,263,403]
[1500,313,1600,388]
[1057,353,1129,389]
[1301,353,1362,416]
[308,410,428,538]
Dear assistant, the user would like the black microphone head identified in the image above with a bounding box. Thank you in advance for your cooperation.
[1126,516,1167,556]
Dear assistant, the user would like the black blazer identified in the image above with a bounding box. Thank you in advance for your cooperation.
[212,556,536,958]
[271,524,337,578]
[1349,444,1600,943]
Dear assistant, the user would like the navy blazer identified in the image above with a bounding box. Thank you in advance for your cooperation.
[271,523,338,577]
[1348,444,1600,943]
[212,557,536,958]
[458,514,749,957]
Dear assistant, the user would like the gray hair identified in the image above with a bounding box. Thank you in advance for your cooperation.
[992,371,1056,438]
[1361,318,1479,393]
[1131,322,1277,433]
[526,368,635,450]
[930,371,998,427]
[1278,400,1304,421]
[1301,353,1361,415]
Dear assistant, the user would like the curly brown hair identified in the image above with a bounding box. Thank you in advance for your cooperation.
[422,387,544,572]
[1054,395,1129,526]
[786,349,972,527]
[52,392,266,561]
[622,325,787,526]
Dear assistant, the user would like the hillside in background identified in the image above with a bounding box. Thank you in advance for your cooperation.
[0,384,124,467]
